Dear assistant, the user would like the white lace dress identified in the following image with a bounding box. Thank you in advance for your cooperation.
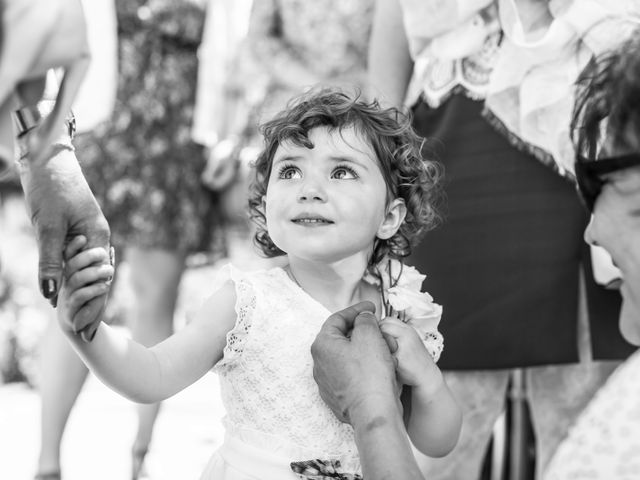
[199,265,443,479]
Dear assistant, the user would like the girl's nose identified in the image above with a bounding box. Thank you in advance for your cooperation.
[298,177,327,202]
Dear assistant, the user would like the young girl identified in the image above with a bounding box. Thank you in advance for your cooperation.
[58,90,462,479]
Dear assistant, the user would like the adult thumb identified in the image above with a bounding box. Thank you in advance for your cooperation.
[36,223,65,301]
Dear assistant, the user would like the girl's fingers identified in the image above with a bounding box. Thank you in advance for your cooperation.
[67,264,115,291]
[65,247,110,275]
[382,331,399,353]
[381,316,405,326]
[379,319,410,338]
[64,235,87,260]
[68,283,110,330]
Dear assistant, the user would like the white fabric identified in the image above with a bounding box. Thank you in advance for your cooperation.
[544,349,640,480]
[205,263,445,478]
[200,431,300,480]
[0,0,67,166]
[210,265,361,478]
[0,0,91,165]
[72,0,117,133]
[486,0,640,176]
[191,0,255,147]
[401,0,640,176]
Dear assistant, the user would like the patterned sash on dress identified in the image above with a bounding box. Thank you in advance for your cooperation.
[291,459,362,480]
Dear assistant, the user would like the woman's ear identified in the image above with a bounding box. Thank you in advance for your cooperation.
[377,198,407,240]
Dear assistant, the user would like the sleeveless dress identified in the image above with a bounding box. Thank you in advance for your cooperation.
[200,265,442,479]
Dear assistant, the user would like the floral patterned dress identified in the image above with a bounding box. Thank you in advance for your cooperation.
[76,0,220,254]
[246,0,374,122]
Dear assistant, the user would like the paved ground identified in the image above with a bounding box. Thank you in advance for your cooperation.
[0,366,224,480]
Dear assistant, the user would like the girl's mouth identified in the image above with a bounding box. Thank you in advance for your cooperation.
[291,217,333,224]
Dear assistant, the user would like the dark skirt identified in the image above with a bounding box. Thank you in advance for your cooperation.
[410,95,634,370]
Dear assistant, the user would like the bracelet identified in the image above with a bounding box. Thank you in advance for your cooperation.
[12,100,76,140]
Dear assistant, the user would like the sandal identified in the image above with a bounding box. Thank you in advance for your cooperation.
[131,447,149,480]
[34,472,61,480]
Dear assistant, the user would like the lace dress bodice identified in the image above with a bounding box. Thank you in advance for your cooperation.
[213,266,361,471]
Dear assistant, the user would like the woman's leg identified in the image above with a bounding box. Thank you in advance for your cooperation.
[125,247,185,474]
[37,318,89,476]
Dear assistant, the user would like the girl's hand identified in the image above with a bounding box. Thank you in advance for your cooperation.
[379,316,443,393]
[58,235,113,334]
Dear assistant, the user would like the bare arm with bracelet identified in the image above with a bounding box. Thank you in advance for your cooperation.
[0,0,111,340]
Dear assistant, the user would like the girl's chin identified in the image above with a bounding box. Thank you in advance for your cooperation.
[286,250,369,265]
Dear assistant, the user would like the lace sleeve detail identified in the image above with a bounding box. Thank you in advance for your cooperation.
[422,330,444,363]
[213,265,257,371]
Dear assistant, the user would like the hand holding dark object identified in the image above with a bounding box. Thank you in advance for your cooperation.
[16,140,111,342]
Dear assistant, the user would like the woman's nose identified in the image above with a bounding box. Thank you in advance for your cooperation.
[584,215,597,245]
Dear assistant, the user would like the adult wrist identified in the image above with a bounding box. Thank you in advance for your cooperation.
[349,393,402,432]
[13,100,76,167]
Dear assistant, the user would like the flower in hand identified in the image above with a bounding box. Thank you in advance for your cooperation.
[365,258,444,362]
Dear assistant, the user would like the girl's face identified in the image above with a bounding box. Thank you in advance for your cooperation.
[264,126,405,264]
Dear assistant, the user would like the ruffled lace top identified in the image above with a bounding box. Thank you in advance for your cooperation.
[213,263,444,473]
[401,0,640,176]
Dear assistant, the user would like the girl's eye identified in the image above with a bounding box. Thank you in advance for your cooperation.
[332,165,359,180]
[278,164,302,179]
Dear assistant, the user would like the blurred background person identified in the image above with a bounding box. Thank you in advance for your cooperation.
[193,0,376,266]
[369,1,639,479]
[192,0,260,252]
[74,1,222,478]
[246,0,374,124]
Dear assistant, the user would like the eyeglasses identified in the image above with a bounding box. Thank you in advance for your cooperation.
[575,153,640,212]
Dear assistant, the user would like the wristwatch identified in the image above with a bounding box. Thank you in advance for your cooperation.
[12,100,76,140]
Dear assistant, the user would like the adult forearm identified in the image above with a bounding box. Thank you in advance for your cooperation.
[351,398,424,480]
[65,322,165,403]
[368,0,414,107]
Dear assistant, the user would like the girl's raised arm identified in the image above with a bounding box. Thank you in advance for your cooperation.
[62,281,237,403]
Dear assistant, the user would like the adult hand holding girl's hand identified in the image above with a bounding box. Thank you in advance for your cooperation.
[57,236,113,337]
[311,302,401,424]
[18,147,111,342]
[312,303,428,480]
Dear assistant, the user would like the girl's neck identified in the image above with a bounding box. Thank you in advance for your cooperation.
[286,255,377,314]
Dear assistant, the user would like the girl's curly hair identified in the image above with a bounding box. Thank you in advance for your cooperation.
[572,29,640,157]
[248,88,443,266]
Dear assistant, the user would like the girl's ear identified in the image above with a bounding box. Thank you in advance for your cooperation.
[377,198,407,240]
